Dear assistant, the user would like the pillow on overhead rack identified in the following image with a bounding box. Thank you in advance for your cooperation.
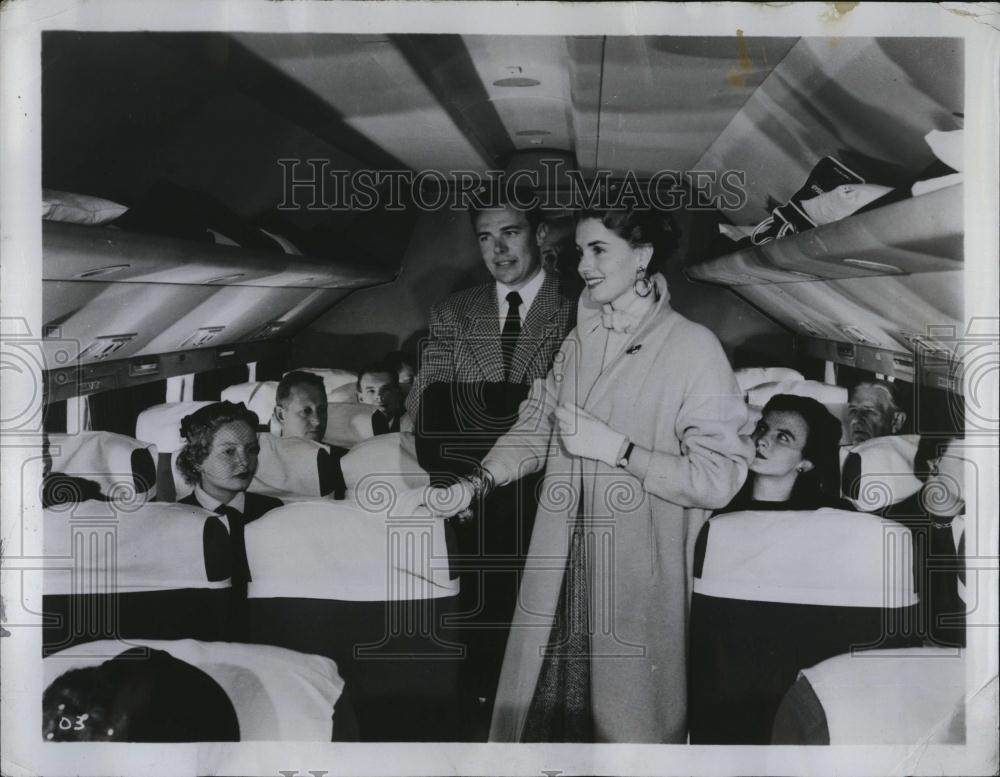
[43,189,128,225]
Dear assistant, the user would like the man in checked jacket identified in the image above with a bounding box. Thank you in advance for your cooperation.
[406,199,576,739]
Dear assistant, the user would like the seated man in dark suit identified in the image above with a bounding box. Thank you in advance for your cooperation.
[272,370,328,443]
[355,363,406,436]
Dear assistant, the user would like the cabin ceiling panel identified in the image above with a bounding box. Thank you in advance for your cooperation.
[594,36,799,175]
[694,37,963,223]
[463,35,577,159]
[234,33,489,173]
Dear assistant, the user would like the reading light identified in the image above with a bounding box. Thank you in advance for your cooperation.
[73,264,130,279]
[493,77,540,87]
[841,258,903,273]
[203,273,246,284]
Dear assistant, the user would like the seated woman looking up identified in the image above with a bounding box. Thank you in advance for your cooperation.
[718,393,845,515]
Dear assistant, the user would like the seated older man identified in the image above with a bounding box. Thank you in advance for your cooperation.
[273,371,328,443]
[847,380,908,445]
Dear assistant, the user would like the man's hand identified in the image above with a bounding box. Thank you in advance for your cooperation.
[554,403,627,467]
[421,481,475,518]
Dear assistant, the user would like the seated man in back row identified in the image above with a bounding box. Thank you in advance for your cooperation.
[273,371,328,443]
[846,379,909,445]
[355,362,408,436]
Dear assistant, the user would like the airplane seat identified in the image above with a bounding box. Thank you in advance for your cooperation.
[771,647,965,744]
[839,434,922,512]
[340,432,429,500]
[688,508,921,744]
[249,432,345,501]
[244,500,461,741]
[43,499,234,654]
[734,367,805,394]
[43,638,351,741]
[286,368,359,401]
[323,402,379,449]
[220,381,279,432]
[47,431,158,502]
[135,401,212,501]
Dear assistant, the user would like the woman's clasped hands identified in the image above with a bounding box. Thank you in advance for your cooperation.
[554,403,628,466]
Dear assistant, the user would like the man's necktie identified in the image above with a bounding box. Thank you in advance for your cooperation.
[216,505,251,584]
[501,291,522,380]
[372,409,390,436]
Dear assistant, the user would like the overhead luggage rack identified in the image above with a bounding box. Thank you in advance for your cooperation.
[687,184,962,286]
[44,221,396,289]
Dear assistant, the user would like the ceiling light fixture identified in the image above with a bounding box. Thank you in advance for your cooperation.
[493,77,540,87]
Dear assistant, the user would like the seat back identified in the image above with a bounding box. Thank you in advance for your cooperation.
[839,434,922,511]
[221,381,278,431]
[44,638,345,741]
[43,500,233,653]
[47,431,158,501]
[780,647,965,744]
[341,432,429,499]
[287,367,358,396]
[244,500,460,740]
[688,508,921,744]
[323,402,377,449]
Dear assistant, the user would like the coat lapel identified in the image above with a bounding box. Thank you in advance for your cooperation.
[579,275,676,412]
[510,273,563,384]
[463,284,506,382]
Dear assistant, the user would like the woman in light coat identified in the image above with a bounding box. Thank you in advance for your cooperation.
[427,207,753,743]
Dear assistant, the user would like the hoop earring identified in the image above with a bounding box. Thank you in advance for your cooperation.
[634,266,652,298]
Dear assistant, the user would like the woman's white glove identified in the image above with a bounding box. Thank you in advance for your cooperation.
[554,403,628,467]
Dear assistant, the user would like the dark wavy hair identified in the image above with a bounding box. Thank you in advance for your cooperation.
[760,393,844,507]
[576,207,680,276]
[914,432,964,483]
[176,401,259,486]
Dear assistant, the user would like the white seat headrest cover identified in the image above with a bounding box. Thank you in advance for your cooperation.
[799,647,965,744]
[246,499,458,602]
[840,434,922,511]
[734,367,805,394]
[341,432,430,497]
[43,638,343,741]
[694,508,917,607]
[47,431,157,501]
[220,382,277,427]
[286,368,358,397]
[323,402,377,448]
[43,501,230,594]
[249,433,326,497]
[135,401,212,454]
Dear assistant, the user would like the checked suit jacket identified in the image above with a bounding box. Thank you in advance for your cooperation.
[406,271,576,421]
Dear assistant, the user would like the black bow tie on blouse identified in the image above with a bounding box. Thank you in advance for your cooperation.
[215,505,251,584]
